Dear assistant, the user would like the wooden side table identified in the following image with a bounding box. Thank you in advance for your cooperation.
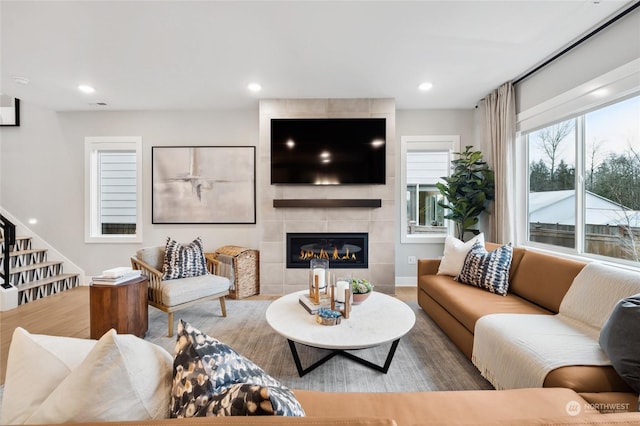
[90,276,148,339]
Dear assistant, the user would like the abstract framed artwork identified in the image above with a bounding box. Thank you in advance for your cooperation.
[0,95,20,126]
[152,146,256,224]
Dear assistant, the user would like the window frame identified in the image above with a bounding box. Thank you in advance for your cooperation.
[516,58,640,268]
[400,135,460,244]
[84,136,143,243]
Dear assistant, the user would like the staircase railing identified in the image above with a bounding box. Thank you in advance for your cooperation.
[1,214,16,288]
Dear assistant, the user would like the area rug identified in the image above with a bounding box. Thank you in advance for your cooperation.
[145,298,493,393]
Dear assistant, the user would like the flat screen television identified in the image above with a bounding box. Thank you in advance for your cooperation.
[270,118,386,185]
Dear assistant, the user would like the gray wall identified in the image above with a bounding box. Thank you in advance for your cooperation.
[516,7,640,113]
[1,101,475,288]
[394,109,476,283]
[1,103,260,278]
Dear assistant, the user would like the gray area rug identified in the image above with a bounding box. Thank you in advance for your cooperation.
[145,298,493,393]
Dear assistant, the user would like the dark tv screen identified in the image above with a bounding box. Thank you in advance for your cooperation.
[271,118,386,185]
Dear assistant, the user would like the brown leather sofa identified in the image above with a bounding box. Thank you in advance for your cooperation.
[32,388,640,425]
[417,243,639,407]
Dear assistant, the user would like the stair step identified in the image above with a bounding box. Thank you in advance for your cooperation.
[10,260,62,275]
[17,273,80,304]
[0,248,47,261]
[17,273,80,291]
[1,236,32,252]
[2,248,46,256]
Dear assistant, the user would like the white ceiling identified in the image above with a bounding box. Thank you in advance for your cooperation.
[0,1,634,112]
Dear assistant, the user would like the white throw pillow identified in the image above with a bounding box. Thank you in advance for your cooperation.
[437,233,485,276]
[1,327,97,425]
[24,329,173,424]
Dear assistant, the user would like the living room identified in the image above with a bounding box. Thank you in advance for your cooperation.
[1,1,640,425]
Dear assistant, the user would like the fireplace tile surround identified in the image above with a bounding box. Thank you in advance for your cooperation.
[259,98,396,295]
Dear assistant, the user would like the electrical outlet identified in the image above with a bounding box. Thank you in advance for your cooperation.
[408,255,416,265]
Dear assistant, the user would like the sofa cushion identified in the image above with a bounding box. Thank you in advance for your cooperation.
[457,242,513,296]
[25,329,173,423]
[160,273,230,307]
[599,293,640,393]
[544,365,634,393]
[437,233,484,276]
[509,250,584,313]
[0,327,97,425]
[294,388,593,425]
[418,274,550,333]
[163,236,208,280]
[171,319,305,418]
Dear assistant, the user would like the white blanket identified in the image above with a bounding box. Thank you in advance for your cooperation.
[472,262,640,390]
[472,313,608,390]
[559,263,640,330]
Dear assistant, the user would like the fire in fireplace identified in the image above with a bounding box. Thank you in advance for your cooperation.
[286,233,368,269]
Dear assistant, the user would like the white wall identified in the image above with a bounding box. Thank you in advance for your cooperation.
[394,109,476,284]
[1,102,259,279]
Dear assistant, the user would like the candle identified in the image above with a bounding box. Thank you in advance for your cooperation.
[335,280,349,302]
[313,268,326,289]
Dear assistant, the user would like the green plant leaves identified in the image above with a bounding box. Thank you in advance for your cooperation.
[436,146,495,239]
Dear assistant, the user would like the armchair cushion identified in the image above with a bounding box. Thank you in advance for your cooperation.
[160,274,230,307]
[136,246,165,271]
[162,237,208,280]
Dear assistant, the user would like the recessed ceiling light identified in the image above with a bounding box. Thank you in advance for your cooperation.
[418,82,433,91]
[13,76,30,85]
[247,83,262,92]
[78,84,95,94]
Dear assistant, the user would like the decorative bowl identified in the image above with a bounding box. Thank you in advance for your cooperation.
[352,291,371,305]
[316,313,342,326]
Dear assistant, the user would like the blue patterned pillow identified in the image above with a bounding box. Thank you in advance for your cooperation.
[162,237,208,280]
[171,320,305,418]
[457,241,513,296]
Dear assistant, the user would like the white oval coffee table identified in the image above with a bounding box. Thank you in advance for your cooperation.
[266,290,416,376]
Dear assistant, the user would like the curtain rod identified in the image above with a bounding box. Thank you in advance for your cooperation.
[513,1,640,86]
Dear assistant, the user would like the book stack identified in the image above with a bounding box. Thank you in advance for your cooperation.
[92,267,142,285]
[298,293,344,315]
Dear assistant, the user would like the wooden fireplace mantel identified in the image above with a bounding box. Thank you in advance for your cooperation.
[273,199,382,208]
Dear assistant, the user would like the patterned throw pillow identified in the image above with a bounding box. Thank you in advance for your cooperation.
[162,237,208,280]
[171,320,305,418]
[457,241,513,296]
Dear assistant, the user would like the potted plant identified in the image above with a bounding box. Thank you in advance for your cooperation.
[350,278,373,305]
[436,146,495,241]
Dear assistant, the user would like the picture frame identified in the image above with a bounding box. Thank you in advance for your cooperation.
[0,95,20,126]
[152,146,256,224]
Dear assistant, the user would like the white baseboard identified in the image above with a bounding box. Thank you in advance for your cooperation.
[395,277,417,287]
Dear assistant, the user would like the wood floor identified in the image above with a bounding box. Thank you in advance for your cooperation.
[0,286,416,384]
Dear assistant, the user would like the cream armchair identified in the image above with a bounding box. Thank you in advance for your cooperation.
[131,246,230,337]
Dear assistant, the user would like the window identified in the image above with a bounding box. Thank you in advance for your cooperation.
[401,135,459,243]
[85,137,142,243]
[524,95,640,264]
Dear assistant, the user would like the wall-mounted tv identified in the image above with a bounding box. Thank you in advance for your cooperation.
[270,118,386,185]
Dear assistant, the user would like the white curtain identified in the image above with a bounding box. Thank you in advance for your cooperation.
[478,82,516,244]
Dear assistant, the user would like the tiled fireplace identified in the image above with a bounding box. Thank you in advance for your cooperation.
[259,98,396,295]
[286,232,368,269]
